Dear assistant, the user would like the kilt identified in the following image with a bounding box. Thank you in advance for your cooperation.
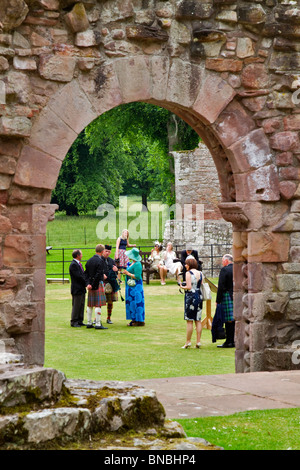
[221,292,234,322]
[116,249,129,269]
[105,291,118,303]
[87,281,106,307]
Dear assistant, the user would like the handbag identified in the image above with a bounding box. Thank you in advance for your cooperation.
[104,282,113,294]
[127,278,136,287]
[201,282,211,301]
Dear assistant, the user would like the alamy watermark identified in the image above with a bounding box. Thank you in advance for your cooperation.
[291,340,300,365]
[95,195,205,246]
[0,80,5,105]
[292,84,300,105]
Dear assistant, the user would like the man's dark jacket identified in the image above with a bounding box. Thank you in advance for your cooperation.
[69,259,86,296]
[85,254,105,290]
[216,263,233,304]
[102,256,120,293]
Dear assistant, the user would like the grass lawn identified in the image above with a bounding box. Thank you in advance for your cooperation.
[45,279,300,450]
[45,278,235,381]
[178,408,300,450]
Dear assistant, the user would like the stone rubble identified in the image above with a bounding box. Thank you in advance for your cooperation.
[0,363,222,450]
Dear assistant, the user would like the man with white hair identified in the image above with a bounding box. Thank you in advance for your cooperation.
[216,254,234,348]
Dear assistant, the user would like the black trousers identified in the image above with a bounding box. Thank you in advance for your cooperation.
[71,293,85,326]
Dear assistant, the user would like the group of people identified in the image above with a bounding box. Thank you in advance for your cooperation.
[179,252,234,350]
[69,239,145,330]
[148,241,202,285]
[69,230,234,350]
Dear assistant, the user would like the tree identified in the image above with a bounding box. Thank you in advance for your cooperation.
[51,102,200,214]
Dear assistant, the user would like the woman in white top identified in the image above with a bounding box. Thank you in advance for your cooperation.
[159,242,182,285]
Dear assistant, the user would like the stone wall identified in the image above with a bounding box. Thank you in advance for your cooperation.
[163,142,233,258]
[0,0,300,373]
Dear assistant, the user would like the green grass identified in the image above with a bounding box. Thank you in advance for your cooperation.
[45,280,300,450]
[178,408,300,450]
[46,195,170,248]
[46,195,175,278]
[45,279,235,381]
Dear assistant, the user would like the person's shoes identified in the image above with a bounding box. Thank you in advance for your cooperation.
[71,324,81,327]
[107,319,113,324]
[181,342,191,349]
[86,324,94,329]
[217,342,235,348]
[95,324,108,330]
[195,342,201,349]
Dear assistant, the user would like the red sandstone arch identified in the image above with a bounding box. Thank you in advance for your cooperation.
[2,56,298,373]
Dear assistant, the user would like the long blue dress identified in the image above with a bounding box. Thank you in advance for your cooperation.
[125,261,145,323]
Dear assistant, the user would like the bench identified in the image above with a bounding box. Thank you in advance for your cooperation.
[140,250,183,284]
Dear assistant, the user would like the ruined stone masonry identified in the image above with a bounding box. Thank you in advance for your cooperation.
[0,0,300,374]
[164,142,233,262]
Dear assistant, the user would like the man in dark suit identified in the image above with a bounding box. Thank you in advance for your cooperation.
[69,249,86,327]
[216,254,234,348]
[180,247,203,281]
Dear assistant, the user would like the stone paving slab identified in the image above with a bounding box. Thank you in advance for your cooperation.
[135,371,300,419]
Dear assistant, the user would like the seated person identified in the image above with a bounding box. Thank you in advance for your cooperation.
[148,241,164,272]
[159,242,182,285]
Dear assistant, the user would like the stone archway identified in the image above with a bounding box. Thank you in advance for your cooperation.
[1,0,300,373]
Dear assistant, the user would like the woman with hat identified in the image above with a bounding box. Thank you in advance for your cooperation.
[122,248,145,327]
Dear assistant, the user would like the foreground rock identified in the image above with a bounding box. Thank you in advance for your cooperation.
[0,364,221,450]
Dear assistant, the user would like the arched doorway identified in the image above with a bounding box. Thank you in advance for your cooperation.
[2,55,295,373]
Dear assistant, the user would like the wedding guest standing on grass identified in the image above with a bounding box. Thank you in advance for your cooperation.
[216,254,235,348]
[85,244,108,330]
[102,244,120,324]
[114,229,136,280]
[123,248,145,327]
[179,257,203,349]
[69,249,86,328]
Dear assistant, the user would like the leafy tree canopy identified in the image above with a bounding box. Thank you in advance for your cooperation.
[51,102,200,215]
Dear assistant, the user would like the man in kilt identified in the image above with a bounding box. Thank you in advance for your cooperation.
[102,245,120,324]
[216,254,234,348]
[85,244,108,330]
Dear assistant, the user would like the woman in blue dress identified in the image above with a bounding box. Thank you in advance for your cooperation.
[122,247,145,326]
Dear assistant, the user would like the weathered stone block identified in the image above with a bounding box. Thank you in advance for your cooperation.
[277,274,300,292]
[14,145,62,190]
[234,165,280,202]
[241,63,269,89]
[64,3,89,33]
[227,128,273,174]
[78,62,123,116]
[0,365,65,407]
[193,74,236,124]
[205,58,242,72]
[166,60,203,108]
[38,54,76,82]
[0,116,31,137]
[126,25,168,42]
[27,108,78,161]
[270,131,300,152]
[47,80,98,134]
[114,56,152,103]
[75,30,101,47]
[176,1,214,20]
[0,0,29,31]
[237,5,266,24]
[24,408,92,443]
[248,232,290,262]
